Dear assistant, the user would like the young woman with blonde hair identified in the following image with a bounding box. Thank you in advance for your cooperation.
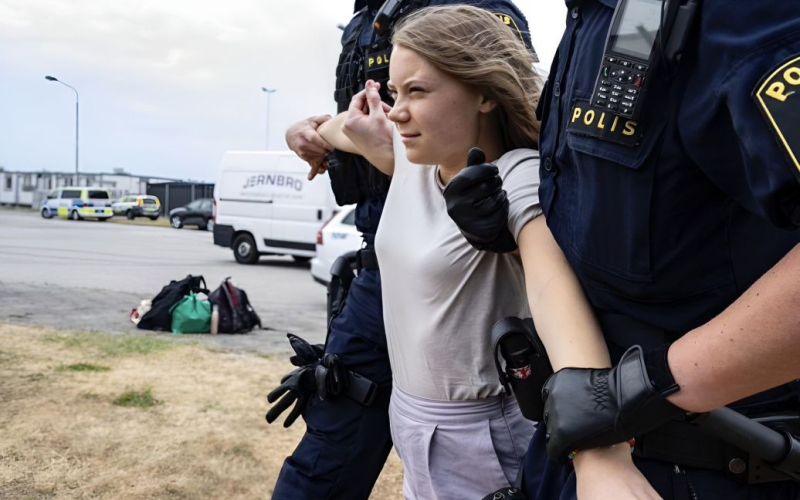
[317,5,660,499]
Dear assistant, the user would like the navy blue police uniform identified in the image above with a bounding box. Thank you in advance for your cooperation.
[521,1,800,498]
[271,1,533,498]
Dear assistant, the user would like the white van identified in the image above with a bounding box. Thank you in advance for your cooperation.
[212,151,338,264]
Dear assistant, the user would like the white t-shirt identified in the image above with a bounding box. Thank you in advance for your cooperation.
[375,131,543,401]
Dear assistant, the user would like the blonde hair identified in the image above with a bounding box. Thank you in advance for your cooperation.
[392,4,542,150]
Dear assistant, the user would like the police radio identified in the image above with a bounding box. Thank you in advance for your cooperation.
[591,0,698,120]
[365,0,430,103]
[373,0,403,33]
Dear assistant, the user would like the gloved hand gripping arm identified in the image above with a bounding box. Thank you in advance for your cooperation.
[542,244,800,463]
[542,345,686,461]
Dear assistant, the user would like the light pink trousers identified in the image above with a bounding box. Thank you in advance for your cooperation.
[389,387,536,500]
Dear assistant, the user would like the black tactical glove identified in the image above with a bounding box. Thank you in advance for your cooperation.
[443,147,518,253]
[287,333,324,367]
[542,345,686,462]
[265,334,324,428]
[266,365,317,427]
[266,334,356,427]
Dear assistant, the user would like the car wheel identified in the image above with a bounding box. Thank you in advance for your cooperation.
[170,215,183,229]
[206,219,215,232]
[126,210,135,220]
[233,233,259,264]
[70,210,81,221]
[292,256,311,264]
[40,208,52,219]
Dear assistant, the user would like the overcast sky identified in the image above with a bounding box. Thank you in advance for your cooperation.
[0,0,567,182]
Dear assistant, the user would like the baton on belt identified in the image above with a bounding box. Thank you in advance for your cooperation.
[692,407,800,482]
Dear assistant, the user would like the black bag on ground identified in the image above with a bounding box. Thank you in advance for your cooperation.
[138,275,207,331]
[208,278,261,334]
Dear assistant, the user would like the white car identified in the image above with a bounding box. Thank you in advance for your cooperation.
[310,205,361,286]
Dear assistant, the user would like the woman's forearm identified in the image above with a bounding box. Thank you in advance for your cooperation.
[518,217,611,370]
[317,109,395,176]
[317,112,360,154]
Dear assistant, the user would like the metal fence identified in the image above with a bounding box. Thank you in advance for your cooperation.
[147,182,215,216]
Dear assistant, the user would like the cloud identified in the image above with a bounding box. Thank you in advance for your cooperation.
[0,0,564,181]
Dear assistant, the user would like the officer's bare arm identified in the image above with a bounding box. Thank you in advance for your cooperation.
[516,216,611,371]
[285,115,335,181]
[285,115,333,162]
[667,243,800,413]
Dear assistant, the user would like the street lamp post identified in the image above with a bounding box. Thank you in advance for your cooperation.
[261,87,276,150]
[45,75,79,185]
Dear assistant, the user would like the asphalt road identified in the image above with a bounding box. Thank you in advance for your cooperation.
[0,209,328,354]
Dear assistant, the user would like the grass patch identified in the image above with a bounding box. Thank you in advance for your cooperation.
[224,445,257,462]
[24,373,46,382]
[57,363,111,372]
[0,349,17,361]
[44,332,176,357]
[112,388,162,408]
[199,400,222,413]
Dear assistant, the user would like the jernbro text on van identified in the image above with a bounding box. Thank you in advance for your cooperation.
[242,174,303,191]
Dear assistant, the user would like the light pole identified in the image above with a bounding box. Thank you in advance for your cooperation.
[261,87,276,150]
[45,76,80,185]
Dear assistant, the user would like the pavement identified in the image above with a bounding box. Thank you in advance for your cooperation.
[0,209,328,354]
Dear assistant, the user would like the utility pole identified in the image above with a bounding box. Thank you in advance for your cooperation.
[45,76,80,185]
[261,87,276,150]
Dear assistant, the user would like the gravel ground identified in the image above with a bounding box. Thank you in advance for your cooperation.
[0,209,329,355]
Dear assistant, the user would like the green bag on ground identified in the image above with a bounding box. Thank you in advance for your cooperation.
[169,292,211,334]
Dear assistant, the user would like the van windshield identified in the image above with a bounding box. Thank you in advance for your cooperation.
[89,191,110,199]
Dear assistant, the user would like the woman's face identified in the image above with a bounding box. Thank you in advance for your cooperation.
[387,45,493,168]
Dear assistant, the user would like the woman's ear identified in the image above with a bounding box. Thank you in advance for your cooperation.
[478,93,498,114]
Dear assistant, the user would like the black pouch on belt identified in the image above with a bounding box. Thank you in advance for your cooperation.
[327,252,357,325]
[491,317,553,422]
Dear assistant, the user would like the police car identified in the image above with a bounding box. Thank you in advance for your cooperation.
[112,194,161,220]
[41,188,114,221]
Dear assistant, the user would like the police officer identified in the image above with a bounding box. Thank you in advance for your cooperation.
[270,1,533,498]
[445,0,800,498]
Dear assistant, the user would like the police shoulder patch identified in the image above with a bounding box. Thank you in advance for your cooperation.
[753,54,800,182]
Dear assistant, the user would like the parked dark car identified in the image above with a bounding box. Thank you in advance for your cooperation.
[169,198,214,230]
